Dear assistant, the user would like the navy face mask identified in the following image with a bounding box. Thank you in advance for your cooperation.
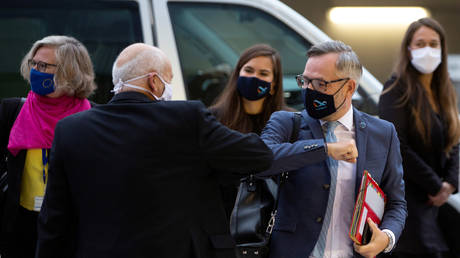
[303,85,347,119]
[237,76,271,101]
[30,68,55,95]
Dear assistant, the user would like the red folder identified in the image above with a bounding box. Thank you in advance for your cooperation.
[349,170,387,245]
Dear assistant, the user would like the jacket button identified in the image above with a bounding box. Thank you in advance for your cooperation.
[323,184,330,190]
[316,217,323,223]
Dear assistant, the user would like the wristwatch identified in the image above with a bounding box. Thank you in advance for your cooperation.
[382,229,394,253]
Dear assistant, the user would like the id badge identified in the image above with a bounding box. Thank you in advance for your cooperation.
[34,196,44,212]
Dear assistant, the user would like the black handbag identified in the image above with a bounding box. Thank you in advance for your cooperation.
[230,112,301,258]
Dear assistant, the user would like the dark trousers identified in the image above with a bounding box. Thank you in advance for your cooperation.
[0,206,38,258]
[380,252,455,258]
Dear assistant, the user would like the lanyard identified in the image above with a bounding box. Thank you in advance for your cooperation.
[42,148,49,184]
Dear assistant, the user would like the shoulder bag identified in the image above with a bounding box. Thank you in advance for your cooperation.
[230,112,301,258]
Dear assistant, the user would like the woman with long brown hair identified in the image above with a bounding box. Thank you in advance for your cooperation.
[210,44,292,219]
[210,44,292,135]
[379,17,460,258]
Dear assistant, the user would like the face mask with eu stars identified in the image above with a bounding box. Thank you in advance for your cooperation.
[30,68,55,95]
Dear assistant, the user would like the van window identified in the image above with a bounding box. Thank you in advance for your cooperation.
[0,1,142,104]
[169,2,311,109]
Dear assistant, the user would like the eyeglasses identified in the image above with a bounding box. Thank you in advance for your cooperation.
[28,59,57,73]
[296,74,349,92]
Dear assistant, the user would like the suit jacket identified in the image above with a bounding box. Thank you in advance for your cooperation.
[35,92,273,258]
[260,108,407,258]
[379,77,459,253]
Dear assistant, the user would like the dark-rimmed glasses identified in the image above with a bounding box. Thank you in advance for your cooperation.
[28,59,57,73]
[296,74,349,92]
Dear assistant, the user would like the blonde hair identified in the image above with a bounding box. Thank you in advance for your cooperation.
[20,35,97,98]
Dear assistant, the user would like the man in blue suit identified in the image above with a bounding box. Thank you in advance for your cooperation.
[261,41,407,258]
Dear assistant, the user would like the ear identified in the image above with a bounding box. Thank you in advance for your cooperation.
[347,79,356,97]
[146,73,156,91]
[149,74,165,97]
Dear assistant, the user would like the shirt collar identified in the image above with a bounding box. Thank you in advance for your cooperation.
[320,106,354,131]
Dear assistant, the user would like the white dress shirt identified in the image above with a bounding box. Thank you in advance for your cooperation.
[320,107,356,258]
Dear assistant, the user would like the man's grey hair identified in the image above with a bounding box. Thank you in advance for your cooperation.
[307,40,362,83]
[112,48,167,85]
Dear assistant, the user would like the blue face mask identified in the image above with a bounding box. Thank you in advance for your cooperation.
[237,76,271,101]
[30,68,55,95]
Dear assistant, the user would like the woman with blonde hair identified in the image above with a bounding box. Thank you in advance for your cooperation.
[379,18,460,258]
[0,35,96,258]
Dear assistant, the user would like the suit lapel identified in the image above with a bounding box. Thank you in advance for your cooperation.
[353,108,368,197]
[302,110,323,140]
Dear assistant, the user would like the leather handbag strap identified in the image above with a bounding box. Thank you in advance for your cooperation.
[289,112,301,144]
[265,111,302,235]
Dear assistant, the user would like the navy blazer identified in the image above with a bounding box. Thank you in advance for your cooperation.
[261,108,407,258]
[35,92,273,258]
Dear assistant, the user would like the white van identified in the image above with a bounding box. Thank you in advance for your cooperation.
[0,0,381,114]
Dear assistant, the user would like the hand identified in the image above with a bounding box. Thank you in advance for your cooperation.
[354,218,389,258]
[326,140,358,163]
[428,182,455,207]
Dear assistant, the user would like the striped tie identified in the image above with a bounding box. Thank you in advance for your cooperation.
[311,121,339,258]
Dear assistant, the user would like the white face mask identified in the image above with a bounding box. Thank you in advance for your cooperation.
[410,46,441,74]
[155,74,173,101]
[112,73,173,101]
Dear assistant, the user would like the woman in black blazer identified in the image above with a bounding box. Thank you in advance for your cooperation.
[379,18,460,258]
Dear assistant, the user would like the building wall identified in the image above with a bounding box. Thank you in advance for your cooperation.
[281,0,460,84]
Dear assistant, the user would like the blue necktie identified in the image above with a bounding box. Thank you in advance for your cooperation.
[311,121,339,258]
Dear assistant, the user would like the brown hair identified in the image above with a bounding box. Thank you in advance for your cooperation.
[210,44,288,134]
[384,18,460,153]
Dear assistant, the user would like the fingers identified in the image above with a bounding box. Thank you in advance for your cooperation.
[344,140,358,162]
[367,218,377,232]
[327,140,358,162]
[428,192,449,207]
[342,147,358,162]
[355,219,387,258]
[354,242,374,258]
[442,182,455,194]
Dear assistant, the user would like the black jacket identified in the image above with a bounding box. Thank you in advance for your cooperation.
[0,98,27,235]
[36,92,273,258]
[378,77,459,253]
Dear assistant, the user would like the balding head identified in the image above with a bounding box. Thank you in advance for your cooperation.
[112,43,172,89]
